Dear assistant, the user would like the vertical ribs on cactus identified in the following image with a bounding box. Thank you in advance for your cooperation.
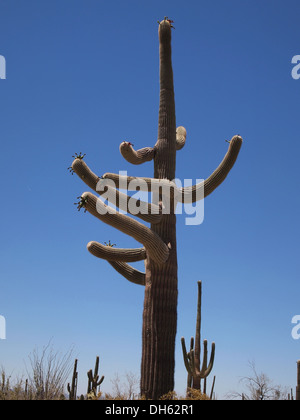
[70,18,242,399]
[181,281,215,391]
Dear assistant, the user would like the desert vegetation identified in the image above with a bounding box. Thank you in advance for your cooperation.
[0,345,210,400]
[0,349,296,400]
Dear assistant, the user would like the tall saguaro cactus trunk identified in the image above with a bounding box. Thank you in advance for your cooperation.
[141,20,178,400]
[70,18,242,400]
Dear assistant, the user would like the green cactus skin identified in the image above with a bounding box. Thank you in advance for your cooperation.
[87,356,104,397]
[181,282,215,391]
[70,18,242,399]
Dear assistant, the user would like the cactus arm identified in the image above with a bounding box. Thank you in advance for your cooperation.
[199,341,215,378]
[102,172,177,194]
[102,173,177,209]
[198,340,208,377]
[87,242,146,262]
[72,159,162,224]
[203,135,243,198]
[206,342,216,377]
[103,172,153,190]
[96,182,163,225]
[72,155,169,202]
[181,337,193,375]
[80,192,169,264]
[108,261,146,286]
[119,125,186,164]
[72,158,100,190]
[182,338,215,380]
[120,142,155,165]
[176,126,186,151]
[178,135,243,203]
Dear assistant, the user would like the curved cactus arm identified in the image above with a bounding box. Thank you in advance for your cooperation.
[87,241,146,262]
[108,261,146,286]
[182,337,215,380]
[120,142,155,165]
[80,192,169,264]
[119,125,186,163]
[181,337,193,375]
[198,339,208,377]
[102,172,177,195]
[177,135,243,203]
[96,179,163,225]
[199,340,216,379]
[191,341,215,379]
[72,158,100,190]
[103,172,152,190]
[176,126,186,151]
[102,172,177,210]
[71,158,164,224]
[187,337,194,388]
[71,159,162,224]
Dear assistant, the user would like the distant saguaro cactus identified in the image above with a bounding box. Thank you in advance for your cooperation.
[70,17,242,399]
[181,281,215,392]
[67,359,78,401]
[87,356,104,397]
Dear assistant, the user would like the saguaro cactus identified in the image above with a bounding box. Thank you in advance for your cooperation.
[70,17,242,399]
[181,281,215,392]
[67,359,78,400]
[87,356,104,397]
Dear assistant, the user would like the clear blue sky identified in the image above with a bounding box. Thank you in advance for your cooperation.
[0,0,300,399]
